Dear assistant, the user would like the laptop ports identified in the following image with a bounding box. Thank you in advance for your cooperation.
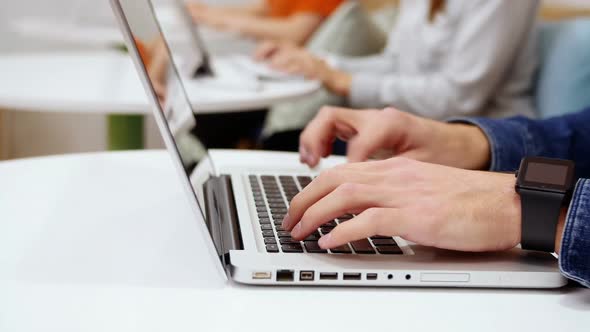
[343,273,361,281]
[319,272,338,280]
[276,270,294,282]
[252,271,272,280]
[366,273,378,280]
[299,271,315,281]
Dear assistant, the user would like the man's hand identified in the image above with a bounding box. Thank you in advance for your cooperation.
[283,158,522,252]
[299,106,492,170]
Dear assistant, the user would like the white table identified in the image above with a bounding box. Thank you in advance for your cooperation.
[0,150,588,332]
[0,51,319,150]
[10,10,255,54]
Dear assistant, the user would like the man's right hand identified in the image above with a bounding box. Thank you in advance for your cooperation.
[299,106,492,170]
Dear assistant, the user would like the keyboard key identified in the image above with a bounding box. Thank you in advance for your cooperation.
[351,239,376,254]
[371,238,396,246]
[264,238,277,244]
[281,243,304,253]
[304,232,321,241]
[377,245,403,254]
[304,241,328,253]
[371,235,392,240]
[324,220,338,227]
[275,225,286,232]
[272,214,286,220]
[266,244,279,253]
[260,224,273,231]
[279,238,300,245]
[258,212,269,218]
[320,226,334,234]
[256,207,268,213]
[258,218,271,225]
[277,231,292,238]
[331,244,352,254]
[262,230,275,237]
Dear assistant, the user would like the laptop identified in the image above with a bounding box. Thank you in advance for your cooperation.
[111,0,567,288]
[169,0,299,81]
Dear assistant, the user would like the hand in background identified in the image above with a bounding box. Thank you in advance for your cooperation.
[299,106,492,170]
[254,42,351,95]
[283,158,521,252]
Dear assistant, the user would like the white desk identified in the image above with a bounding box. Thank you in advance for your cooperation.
[0,51,319,114]
[0,51,319,150]
[10,13,255,54]
[0,150,588,332]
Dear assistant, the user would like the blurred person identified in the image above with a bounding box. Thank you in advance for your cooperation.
[258,0,541,150]
[187,0,344,45]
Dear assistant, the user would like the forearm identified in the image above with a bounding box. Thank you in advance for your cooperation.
[231,15,321,44]
[213,2,266,16]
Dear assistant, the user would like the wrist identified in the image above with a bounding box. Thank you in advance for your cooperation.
[445,124,491,170]
[326,69,351,96]
[555,208,567,255]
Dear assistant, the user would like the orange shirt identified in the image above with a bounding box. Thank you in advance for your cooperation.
[266,0,344,18]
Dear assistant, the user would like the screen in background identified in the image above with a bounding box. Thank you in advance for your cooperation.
[115,0,209,211]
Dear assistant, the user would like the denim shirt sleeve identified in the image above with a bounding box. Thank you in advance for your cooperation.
[449,108,590,287]
[448,108,590,177]
[560,179,590,288]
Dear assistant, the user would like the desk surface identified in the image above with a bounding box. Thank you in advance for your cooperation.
[0,51,319,115]
[0,150,588,332]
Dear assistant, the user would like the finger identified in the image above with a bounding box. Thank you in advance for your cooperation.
[289,183,387,240]
[284,169,383,230]
[253,41,278,61]
[299,107,363,167]
[318,208,408,249]
[346,131,385,163]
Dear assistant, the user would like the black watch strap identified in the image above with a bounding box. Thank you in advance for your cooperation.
[519,188,564,252]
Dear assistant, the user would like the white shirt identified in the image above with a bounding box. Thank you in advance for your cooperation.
[334,0,540,119]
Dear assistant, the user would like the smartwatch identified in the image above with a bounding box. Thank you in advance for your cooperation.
[515,157,575,252]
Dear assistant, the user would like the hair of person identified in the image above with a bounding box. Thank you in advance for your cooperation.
[429,0,446,22]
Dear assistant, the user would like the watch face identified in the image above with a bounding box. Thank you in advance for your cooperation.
[517,157,575,192]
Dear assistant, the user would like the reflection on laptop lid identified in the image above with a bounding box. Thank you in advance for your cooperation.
[110,0,231,275]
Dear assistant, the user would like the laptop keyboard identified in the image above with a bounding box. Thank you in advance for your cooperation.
[248,175,403,255]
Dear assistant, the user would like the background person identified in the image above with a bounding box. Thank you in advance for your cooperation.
[187,0,344,45]
[258,0,541,150]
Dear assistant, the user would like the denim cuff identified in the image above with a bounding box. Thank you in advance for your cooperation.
[447,117,533,172]
[560,179,590,288]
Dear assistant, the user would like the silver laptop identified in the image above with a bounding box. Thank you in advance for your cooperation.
[169,0,298,81]
[111,0,567,288]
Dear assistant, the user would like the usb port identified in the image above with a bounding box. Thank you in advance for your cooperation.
[319,272,338,280]
[276,270,294,282]
[343,273,361,280]
[366,273,378,280]
[299,271,315,281]
[252,272,272,280]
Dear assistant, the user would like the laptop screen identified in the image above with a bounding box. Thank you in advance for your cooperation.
[111,0,213,228]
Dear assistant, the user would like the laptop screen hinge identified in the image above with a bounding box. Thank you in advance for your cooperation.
[204,175,244,266]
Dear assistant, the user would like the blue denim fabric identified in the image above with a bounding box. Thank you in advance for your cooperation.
[450,107,590,287]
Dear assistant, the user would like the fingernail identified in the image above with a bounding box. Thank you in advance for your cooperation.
[318,233,332,249]
[281,213,291,229]
[291,223,302,237]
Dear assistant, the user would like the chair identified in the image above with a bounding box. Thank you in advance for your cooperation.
[535,19,590,118]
